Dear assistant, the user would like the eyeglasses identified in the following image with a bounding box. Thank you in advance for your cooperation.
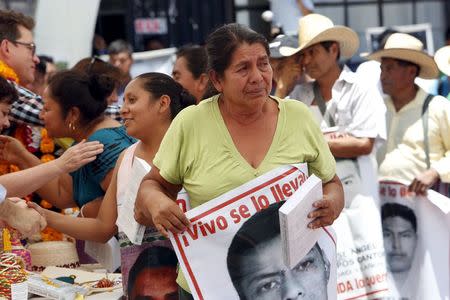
[9,40,36,56]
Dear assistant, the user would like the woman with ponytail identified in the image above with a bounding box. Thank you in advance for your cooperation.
[30,73,196,298]
[0,70,135,216]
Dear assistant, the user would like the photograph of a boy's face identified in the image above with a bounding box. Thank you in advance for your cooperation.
[381,203,418,274]
[227,202,330,300]
[336,159,362,208]
[127,246,178,300]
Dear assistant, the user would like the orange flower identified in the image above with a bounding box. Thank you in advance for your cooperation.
[0,60,19,83]
[40,129,55,154]
[40,200,53,209]
[9,164,20,172]
[41,227,63,241]
[40,154,55,163]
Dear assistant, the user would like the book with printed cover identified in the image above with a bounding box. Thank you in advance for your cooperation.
[279,174,323,269]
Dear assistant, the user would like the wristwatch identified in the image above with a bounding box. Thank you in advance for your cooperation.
[0,184,6,204]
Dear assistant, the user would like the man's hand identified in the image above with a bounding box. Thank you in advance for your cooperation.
[0,198,47,237]
[55,140,104,173]
[274,55,302,98]
[409,168,440,196]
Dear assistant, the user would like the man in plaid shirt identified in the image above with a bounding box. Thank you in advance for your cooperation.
[0,10,42,126]
[0,10,121,132]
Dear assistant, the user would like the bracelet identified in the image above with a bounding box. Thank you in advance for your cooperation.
[79,205,86,218]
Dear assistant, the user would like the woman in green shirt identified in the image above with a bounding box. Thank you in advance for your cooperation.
[135,23,344,298]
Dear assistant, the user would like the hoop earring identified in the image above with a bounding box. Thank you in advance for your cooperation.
[68,122,76,131]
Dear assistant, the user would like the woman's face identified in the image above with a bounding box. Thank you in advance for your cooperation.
[0,102,11,132]
[214,43,272,110]
[121,78,161,140]
[40,88,69,138]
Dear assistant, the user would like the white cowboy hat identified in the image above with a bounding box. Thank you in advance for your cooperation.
[279,14,359,59]
[366,33,439,79]
[435,45,450,76]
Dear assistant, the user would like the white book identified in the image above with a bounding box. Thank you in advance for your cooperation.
[279,174,323,269]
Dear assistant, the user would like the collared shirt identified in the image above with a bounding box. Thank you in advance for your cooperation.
[104,105,122,122]
[7,80,123,124]
[9,80,44,126]
[378,87,450,183]
[292,65,386,140]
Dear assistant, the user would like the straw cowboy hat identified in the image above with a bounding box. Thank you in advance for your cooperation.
[435,45,450,76]
[366,33,439,79]
[279,13,359,59]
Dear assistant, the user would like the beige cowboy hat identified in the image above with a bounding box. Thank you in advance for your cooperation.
[366,33,439,79]
[279,13,359,59]
[435,45,450,76]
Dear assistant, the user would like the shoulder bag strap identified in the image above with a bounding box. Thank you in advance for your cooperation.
[422,94,434,169]
[313,81,336,127]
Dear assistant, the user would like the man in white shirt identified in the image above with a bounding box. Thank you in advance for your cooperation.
[279,13,386,159]
[280,15,389,299]
[367,33,448,195]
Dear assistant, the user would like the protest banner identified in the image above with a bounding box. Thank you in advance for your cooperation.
[115,146,191,299]
[333,158,389,300]
[118,188,190,299]
[170,164,337,300]
[379,181,449,300]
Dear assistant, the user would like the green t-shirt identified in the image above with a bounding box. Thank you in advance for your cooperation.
[153,95,336,291]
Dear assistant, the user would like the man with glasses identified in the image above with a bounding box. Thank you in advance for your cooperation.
[0,10,42,127]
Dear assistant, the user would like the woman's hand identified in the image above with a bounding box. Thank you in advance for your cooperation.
[54,140,104,173]
[308,175,344,229]
[135,193,190,238]
[26,200,46,217]
[308,195,338,229]
[0,135,29,165]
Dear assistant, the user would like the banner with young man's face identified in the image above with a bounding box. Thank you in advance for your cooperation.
[333,157,390,299]
[170,164,337,300]
[379,181,449,299]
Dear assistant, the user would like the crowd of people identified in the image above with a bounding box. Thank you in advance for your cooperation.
[0,4,449,300]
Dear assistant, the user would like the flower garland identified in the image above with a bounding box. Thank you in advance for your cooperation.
[0,61,61,242]
[0,60,21,176]
[0,60,19,84]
